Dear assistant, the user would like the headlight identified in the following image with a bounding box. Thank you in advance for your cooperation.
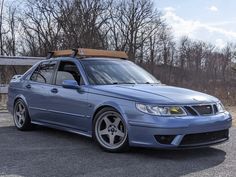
[136,103,187,116]
[216,102,225,113]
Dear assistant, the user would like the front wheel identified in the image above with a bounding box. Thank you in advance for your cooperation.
[93,108,129,152]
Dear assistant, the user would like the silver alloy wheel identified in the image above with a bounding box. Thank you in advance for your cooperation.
[14,102,26,128]
[95,111,127,150]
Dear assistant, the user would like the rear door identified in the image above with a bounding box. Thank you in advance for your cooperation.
[24,61,57,122]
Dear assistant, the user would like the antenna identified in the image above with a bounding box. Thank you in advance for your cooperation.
[71,48,78,58]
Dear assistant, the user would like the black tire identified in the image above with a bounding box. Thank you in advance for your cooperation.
[93,107,129,152]
[13,99,32,131]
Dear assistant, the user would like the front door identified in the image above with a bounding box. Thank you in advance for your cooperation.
[47,60,89,131]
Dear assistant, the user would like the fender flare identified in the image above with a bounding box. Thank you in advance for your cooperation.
[13,94,29,108]
[92,101,128,125]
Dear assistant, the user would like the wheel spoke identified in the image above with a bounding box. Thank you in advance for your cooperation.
[21,108,25,115]
[16,112,21,117]
[113,118,121,127]
[116,129,125,138]
[19,117,24,125]
[108,134,115,145]
[103,116,112,127]
[18,104,23,112]
[99,128,109,135]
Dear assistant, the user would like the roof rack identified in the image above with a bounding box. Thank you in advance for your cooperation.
[46,48,128,60]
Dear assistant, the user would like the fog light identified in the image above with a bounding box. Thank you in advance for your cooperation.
[155,135,176,144]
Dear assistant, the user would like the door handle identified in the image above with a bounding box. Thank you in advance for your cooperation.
[51,88,58,93]
[26,84,31,89]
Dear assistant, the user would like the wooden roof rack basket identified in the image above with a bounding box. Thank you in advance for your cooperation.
[47,48,128,60]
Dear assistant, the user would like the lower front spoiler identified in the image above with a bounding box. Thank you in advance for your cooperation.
[129,133,229,150]
[128,117,232,149]
[131,138,229,150]
[171,137,229,150]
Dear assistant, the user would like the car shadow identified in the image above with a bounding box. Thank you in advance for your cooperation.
[0,125,227,177]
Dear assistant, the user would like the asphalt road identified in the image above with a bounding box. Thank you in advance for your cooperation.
[0,112,235,177]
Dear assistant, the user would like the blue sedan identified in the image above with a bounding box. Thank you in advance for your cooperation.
[7,50,232,152]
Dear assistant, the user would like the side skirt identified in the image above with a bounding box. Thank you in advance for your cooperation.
[31,121,92,138]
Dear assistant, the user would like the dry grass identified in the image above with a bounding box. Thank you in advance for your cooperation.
[226,106,236,127]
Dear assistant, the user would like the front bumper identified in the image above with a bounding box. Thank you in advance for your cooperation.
[127,112,232,149]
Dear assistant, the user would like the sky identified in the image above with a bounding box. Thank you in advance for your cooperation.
[155,0,236,48]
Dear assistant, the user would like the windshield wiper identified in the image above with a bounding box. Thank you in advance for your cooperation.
[122,82,136,84]
[141,82,161,84]
[112,82,136,85]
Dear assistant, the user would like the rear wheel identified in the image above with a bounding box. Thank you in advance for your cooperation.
[93,108,129,152]
[13,99,32,130]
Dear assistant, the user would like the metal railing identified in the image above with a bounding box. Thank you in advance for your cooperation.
[0,55,44,66]
[0,56,44,93]
[0,85,8,110]
[0,84,8,94]
[0,56,44,109]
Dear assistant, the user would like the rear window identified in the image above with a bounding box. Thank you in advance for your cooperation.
[30,62,56,84]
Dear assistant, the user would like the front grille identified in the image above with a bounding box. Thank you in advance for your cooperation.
[180,129,229,146]
[184,106,198,116]
[192,105,213,115]
[184,104,218,116]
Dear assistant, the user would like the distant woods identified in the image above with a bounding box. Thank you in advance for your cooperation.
[0,0,236,104]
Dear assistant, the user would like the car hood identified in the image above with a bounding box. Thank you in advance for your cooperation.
[89,84,219,104]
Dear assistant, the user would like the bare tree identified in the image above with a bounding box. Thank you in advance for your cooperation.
[0,0,5,55]
[0,0,235,104]
[107,0,162,61]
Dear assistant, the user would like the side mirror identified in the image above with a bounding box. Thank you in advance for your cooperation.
[12,75,22,80]
[62,80,80,89]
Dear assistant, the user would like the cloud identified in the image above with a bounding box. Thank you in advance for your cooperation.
[162,8,236,48]
[209,6,218,12]
[163,7,175,12]
[208,21,236,27]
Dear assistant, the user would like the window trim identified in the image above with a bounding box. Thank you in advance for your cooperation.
[53,60,85,86]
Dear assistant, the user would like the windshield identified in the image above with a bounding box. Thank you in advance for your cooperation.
[81,59,160,85]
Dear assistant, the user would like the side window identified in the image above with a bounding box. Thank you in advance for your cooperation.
[30,62,56,84]
[55,61,84,86]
